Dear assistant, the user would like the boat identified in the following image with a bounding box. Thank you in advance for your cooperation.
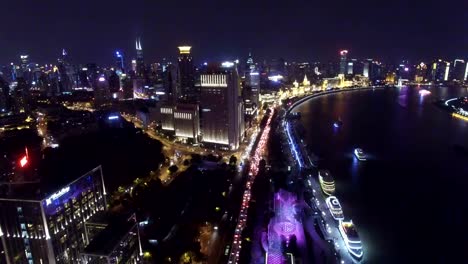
[325,196,344,220]
[333,118,343,128]
[318,170,335,195]
[354,148,367,161]
[339,220,363,259]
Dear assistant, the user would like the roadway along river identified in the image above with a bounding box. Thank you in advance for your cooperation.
[292,85,467,263]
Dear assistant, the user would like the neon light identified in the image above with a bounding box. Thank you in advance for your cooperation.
[445,98,458,106]
[19,156,28,167]
[45,186,70,206]
[108,115,119,120]
[98,77,105,82]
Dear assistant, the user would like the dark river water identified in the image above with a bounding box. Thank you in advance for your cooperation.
[293,86,467,263]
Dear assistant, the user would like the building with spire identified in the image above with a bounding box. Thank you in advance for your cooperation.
[135,38,145,78]
[302,75,310,87]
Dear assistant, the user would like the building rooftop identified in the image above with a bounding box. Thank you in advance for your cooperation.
[0,165,102,202]
[82,216,136,257]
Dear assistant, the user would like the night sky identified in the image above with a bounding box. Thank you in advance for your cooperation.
[1,0,466,65]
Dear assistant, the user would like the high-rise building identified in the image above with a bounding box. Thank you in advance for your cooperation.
[0,166,108,264]
[339,50,348,75]
[80,213,142,264]
[430,59,449,82]
[135,39,145,78]
[163,64,179,104]
[451,59,466,81]
[94,75,111,108]
[199,62,244,150]
[177,46,195,101]
[115,51,124,74]
[0,76,11,113]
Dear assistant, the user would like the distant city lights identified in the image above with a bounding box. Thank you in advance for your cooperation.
[98,76,106,82]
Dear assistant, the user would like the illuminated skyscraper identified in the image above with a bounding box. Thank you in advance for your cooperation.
[0,166,107,264]
[115,51,124,74]
[177,46,195,101]
[199,62,244,150]
[339,50,348,75]
[135,38,145,78]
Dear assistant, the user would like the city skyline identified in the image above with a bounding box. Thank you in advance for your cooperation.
[1,0,466,65]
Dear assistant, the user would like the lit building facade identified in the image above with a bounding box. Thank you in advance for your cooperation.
[0,166,107,264]
[199,63,244,150]
[173,104,199,142]
[154,103,200,143]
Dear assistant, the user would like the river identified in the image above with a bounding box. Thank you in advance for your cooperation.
[292,85,467,263]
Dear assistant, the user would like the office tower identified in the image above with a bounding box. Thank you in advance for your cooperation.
[0,76,11,113]
[131,60,137,74]
[363,60,371,78]
[430,59,448,82]
[115,51,124,74]
[339,50,348,75]
[135,38,145,78]
[415,62,428,82]
[177,46,195,101]
[164,64,179,104]
[121,75,134,99]
[19,55,29,71]
[13,77,30,113]
[0,166,107,264]
[107,71,120,99]
[199,62,244,150]
[94,76,111,108]
[246,51,255,73]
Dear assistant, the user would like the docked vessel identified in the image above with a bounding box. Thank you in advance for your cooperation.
[325,196,344,220]
[318,170,335,195]
[339,220,363,259]
[354,148,367,161]
[333,118,343,128]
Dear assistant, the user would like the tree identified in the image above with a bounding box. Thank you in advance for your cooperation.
[229,155,238,166]
[168,165,179,174]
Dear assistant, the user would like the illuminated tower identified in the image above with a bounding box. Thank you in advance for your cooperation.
[339,50,348,75]
[177,46,195,101]
[135,38,145,77]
